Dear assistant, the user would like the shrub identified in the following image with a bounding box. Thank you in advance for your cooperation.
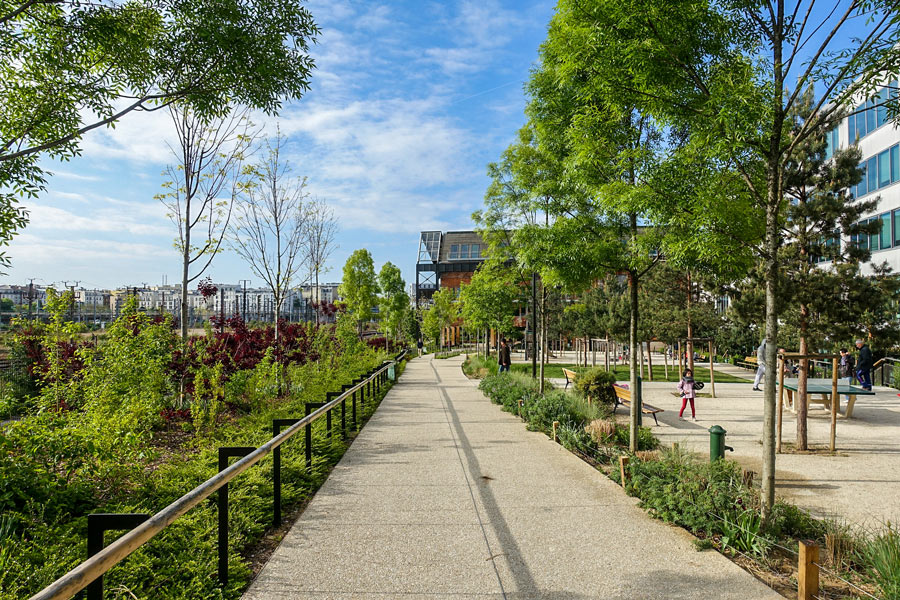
[463,355,498,378]
[861,524,900,600]
[574,367,616,406]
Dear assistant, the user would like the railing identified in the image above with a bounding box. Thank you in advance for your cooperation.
[28,350,407,600]
[873,356,899,387]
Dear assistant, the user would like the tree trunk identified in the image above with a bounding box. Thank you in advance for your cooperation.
[539,280,546,394]
[628,268,640,452]
[647,341,653,381]
[797,307,809,450]
[686,270,694,374]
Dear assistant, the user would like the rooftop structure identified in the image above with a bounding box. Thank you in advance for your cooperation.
[415,230,487,305]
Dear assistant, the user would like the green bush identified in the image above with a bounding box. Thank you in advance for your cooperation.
[618,447,771,556]
[574,367,616,406]
[463,355,498,378]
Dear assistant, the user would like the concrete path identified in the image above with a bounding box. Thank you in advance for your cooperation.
[244,356,781,599]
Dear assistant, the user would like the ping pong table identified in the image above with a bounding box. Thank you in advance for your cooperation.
[781,378,875,418]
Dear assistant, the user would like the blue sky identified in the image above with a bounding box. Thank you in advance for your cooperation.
[6,0,555,291]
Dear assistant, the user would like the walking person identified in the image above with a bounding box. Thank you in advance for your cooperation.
[855,339,873,391]
[677,368,701,421]
[752,339,766,391]
[839,348,855,400]
[498,338,511,373]
[417,338,423,357]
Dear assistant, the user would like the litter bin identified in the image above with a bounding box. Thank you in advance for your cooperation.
[387,364,396,381]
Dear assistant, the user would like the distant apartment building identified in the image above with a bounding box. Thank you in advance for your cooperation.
[415,230,487,305]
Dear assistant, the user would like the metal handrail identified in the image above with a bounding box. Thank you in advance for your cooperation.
[28,351,406,600]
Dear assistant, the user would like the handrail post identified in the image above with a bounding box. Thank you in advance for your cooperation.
[272,419,302,527]
[85,513,150,600]
[304,403,325,472]
[218,447,255,585]
[325,391,343,440]
[342,384,355,431]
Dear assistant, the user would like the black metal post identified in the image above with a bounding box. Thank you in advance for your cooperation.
[532,271,537,379]
[304,402,326,472]
[85,513,150,600]
[272,419,301,527]
[326,391,343,439]
[342,384,355,430]
[218,447,254,586]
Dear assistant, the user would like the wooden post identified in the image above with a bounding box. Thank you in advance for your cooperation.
[646,341,654,381]
[708,341,716,398]
[678,342,683,378]
[798,540,819,600]
[741,469,754,488]
[619,456,630,489]
[777,356,785,454]
[830,357,839,452]
[552,420,559,443]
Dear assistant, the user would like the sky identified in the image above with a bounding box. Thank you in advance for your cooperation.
[5,0,555,291]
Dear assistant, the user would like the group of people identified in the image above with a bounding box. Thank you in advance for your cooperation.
[751,339,874,392]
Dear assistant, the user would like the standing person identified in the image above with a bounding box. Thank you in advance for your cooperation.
[677,368,699,421]
[416,338,423,357]
[498,338,511,373]
[839,348,855,401]
[855,339,873,391]
[752,339,767,391]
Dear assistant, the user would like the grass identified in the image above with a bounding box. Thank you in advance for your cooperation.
[509,363,752,383]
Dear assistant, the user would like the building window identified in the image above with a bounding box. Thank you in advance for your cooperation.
[868,156,878,192]
[470,244,481,259]
[825,126,839,159]
[857,161,867,197]
[881,213,892,250]
[880,150,892,188]
[459,244,469,259]
[449,244,459,259]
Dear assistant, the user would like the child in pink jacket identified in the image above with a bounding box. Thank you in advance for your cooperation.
[677,369,699,421]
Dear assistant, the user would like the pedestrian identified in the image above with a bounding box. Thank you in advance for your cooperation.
[752,339,766,391]
[855,339,873,391]
[839,347,855,400]
[417,338,423,357]
[498,338,511,373]
[677,368,700,421]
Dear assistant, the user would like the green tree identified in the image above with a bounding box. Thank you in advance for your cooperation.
[377,261,407,347]
[533,0,900,518]
[0,0,320,269]
[423,287,459,351]
[459,260,521,357]
[339,249,378,334]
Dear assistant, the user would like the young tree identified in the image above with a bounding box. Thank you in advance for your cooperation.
[0,0,319,264]
[230,132,310,342]
[305,197,339,324]
[378,261,407,347]
[459,260,521,357]
[157,105,257,341]
[424,287,460,351]
[339,249,378,334]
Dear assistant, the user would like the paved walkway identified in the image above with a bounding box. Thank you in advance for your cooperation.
[244,356,780,599]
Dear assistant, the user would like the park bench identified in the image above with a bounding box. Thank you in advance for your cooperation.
[562,368,578,389]
[612,384,663,426]
[736,356,758,370]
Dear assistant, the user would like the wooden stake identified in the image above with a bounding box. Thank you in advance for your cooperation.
[830,357,838,452]
[741,469,754,488]
[709,341,716,398]
[552,420,559,443]
[798,540,819,600]
[619,456,630,489]
[646,341,654,381]
[663,345,669,380]
[777,356,785,454]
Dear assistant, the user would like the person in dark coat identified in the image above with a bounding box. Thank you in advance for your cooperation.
[855,339,873,391]
[498,338,511,373]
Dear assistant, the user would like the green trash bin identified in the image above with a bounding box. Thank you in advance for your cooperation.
[387,364,396,381]
[708,425,734,462]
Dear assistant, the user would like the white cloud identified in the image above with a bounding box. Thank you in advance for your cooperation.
[25,197,170,237]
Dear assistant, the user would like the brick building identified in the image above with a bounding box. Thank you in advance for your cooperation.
[415,230,487,306]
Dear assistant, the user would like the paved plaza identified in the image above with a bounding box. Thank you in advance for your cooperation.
[244,356,780,599]
[587,364,900,529]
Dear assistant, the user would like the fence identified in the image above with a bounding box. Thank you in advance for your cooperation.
[27,351,407,600]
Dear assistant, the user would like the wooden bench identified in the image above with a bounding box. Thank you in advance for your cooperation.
[612,384,663,426]
[562,368,578,389]
[736,356,758,370]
